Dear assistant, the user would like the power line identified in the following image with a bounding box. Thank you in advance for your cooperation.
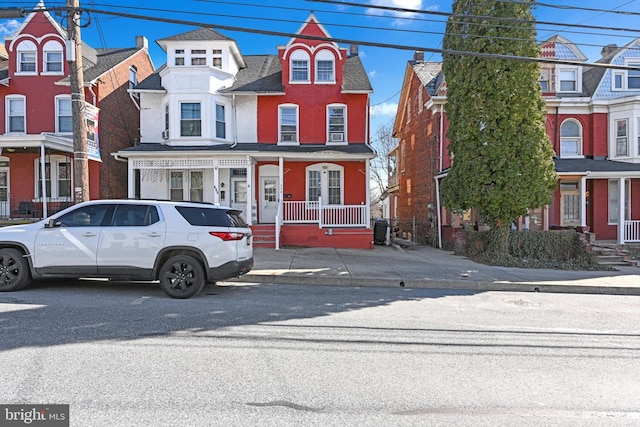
[496,0,640,16]
[309,0,640,34]
[31,5,636,73]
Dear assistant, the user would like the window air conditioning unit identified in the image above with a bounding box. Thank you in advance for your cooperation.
[330,132,344,142]
[162,129,169,140]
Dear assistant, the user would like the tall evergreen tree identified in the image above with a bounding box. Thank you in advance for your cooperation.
[441,0,557,250]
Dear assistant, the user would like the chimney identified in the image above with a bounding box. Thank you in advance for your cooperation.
[414,50,424,63]
[136,36,148,50]
[349,44,358,57]
[601,44,617,57]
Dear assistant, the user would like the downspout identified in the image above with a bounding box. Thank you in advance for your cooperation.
[435,175,442,249]
[40,142,48,218]
[231,94,238,148]
[554,106,559,154]
[439,104,444,172]
[366,93,370,145]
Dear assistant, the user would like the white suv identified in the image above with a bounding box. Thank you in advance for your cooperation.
[0,200,253,298]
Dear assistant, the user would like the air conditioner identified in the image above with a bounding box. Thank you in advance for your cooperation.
[330,132,344,142]
[162,129,169,140]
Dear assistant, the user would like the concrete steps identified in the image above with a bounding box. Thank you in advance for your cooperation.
[592,245,638,267]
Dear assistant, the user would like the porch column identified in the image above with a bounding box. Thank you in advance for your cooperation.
[365,159,371,228]
[40,142,48,218]
[213,166,220,205]
[246,156,253,226]
[618,177,625,244]
[278,157,284,200]
[580,176,587,227]
[127,161,134,198]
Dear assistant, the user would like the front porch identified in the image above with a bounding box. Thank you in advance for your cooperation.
[252,198,372,249]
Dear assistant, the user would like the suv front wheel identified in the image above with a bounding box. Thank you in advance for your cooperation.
[158,255,205,299]
[0,248,32,292]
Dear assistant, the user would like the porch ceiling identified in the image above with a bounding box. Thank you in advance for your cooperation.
[116,142,377,162]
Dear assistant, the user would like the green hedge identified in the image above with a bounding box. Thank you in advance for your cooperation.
[463,229,606,270]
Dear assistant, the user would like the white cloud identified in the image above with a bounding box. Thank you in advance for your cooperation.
[371,102,398,117]
[366,0,439,26]
[0,19,21,36]
[369,70,376,78]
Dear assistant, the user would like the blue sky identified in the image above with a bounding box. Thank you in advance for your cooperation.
[3,0,640,139]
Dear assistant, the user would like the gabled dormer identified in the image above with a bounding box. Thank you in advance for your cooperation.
[539,35,588,96]
[5,2,67,79]
[278,13,347,87]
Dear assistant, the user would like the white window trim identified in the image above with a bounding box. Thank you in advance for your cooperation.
[314,50,336,84]
[289,50,310,84]
[16,40,37,76]
[557,66,581,93]
[278,104,299,145]
[215,103,227,140]
[180,102,202,137]
[305,163,344,205]
[615,118,629,158]
[6,95,26,134]
[608,179,631,225]
[169,170,205,201]
[55,95,72,134]
[326,104,347,145]
[33,155,72,201]
[42,40,64,75]
[612,58,640,91]
[559,118,584,158]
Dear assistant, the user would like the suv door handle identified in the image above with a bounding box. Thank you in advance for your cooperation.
[147,232,163,237]
[83,232,97,237]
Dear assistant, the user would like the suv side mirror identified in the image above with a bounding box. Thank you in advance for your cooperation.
[45,218,59,228]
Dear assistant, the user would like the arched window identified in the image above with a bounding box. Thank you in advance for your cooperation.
[16,40,37,74]
[306,163,344,205]
[43,40,63,74]
[315,50,335,83]
[289,50,310,83]
[560,119,582,157]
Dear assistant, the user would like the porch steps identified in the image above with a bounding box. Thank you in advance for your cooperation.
[251,224,276,249]
[591,244,638,267]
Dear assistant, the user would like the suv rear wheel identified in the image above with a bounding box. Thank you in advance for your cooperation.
[0,248,32,292]
[158,255,205,299]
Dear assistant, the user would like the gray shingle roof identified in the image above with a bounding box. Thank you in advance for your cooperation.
[156,27,234,44]
[412,61,442,96]
[55,46,146,85]
[554,158,640,173]
[343,55,373,92]
[225,55,283,93]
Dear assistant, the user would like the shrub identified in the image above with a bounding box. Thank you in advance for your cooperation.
[462,229,606,270]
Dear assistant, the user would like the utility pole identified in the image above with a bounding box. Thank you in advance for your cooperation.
[66,0,89,203]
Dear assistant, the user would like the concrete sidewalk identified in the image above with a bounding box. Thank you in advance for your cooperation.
[230,244,640,295]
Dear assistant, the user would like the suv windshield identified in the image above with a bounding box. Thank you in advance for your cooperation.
[175,206,248,227]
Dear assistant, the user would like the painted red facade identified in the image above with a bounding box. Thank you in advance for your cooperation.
[0,6,154,218]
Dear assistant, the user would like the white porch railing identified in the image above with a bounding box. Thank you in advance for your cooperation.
[282,198,368,228]
[624,220,640,243]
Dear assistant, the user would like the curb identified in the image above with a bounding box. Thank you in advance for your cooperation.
[229,274,640,296]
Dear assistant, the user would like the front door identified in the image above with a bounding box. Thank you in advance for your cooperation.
[260,176,278,223]
[0,168,8,218]
[230,179,247,214]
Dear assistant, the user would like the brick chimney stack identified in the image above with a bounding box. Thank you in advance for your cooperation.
[350,44,359,57]
[414,50,424,63]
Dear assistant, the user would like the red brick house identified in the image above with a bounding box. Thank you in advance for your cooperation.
[390,37,640,247]
[0,3,154,218]
[118,13,375,249]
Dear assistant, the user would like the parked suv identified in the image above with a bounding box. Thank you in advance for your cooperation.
[0,200,253,298]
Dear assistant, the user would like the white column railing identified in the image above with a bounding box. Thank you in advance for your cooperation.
[624,220,640,243]
[281,198,367,228]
